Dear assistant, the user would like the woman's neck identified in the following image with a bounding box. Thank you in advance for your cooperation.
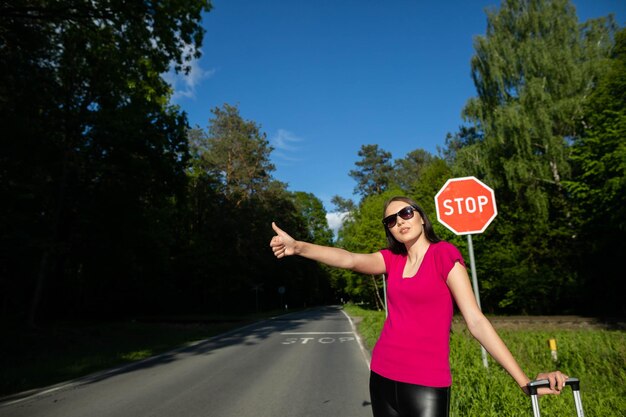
[405,237,430,261]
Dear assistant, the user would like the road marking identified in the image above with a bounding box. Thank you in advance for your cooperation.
[281,336,355,344]
[281,332,356,344]
[340,309,371,367]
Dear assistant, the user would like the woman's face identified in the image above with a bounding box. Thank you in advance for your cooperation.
[383,201,425,244]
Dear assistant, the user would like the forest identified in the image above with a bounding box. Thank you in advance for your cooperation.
[1,0,624,327]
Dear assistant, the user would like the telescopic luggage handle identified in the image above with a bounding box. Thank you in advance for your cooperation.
[527,377,580,394]
[527,377,584,417]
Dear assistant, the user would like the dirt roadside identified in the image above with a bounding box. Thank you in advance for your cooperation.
[452,315,625,331]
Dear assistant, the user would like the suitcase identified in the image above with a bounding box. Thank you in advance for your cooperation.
[527,377,584,417]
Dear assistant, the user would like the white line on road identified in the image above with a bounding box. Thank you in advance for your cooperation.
[340,309,371,367]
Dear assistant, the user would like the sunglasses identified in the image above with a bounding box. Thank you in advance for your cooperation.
[382,205,419,229]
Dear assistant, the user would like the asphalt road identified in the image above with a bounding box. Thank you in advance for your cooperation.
[0,306,373,417]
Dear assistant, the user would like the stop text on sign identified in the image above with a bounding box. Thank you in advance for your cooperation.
[442,195,490,215]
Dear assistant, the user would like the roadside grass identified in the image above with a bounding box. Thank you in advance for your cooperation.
[343,304,626,417]
[0,311,286,398]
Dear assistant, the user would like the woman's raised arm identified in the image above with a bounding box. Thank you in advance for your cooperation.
[270,222,386,275]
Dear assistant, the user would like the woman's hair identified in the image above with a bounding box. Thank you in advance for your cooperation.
[383,196,441,254]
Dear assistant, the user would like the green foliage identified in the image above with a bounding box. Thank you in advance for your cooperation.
[408,158,452,213]
[181,108,334,312]
[203,104,276,205]
[0,0,335,321]
[332,192,395,306]
[0,0,212,324]
[338,192,392,254]
[566,27,626,231]
[330,195,357,213]
[349,144,394,197]
[446,0,621,314]
[391,149,434,191]
[292,192,334,246]
[464,0,615,219]
[563,28,626,315]
[409,158,466,246]
[468,213,580,315]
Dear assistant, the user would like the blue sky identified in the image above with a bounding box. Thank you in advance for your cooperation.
[166,0,625,221]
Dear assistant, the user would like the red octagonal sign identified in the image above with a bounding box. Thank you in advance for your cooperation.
[434,176,497,235]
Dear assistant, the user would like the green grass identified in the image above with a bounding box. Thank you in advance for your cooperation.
[343,304,626,417]
[0,311,286,398]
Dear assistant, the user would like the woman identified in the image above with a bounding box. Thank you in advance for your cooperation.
[269,196,568,417]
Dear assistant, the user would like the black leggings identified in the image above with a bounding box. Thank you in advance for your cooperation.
[369,371,450,417]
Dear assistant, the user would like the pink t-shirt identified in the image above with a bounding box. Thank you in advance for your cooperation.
[370,241,465,387]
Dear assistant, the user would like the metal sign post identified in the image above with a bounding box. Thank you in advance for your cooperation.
[467,234,489,368]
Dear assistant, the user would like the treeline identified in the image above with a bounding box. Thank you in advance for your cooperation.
[1,0,624,325]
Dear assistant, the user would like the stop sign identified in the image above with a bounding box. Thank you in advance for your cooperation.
[434,176,497,235]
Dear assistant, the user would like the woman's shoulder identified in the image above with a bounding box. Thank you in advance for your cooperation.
[431,241,463,256]
[430,241,465,263]
[431,240,456,250]
[380,248,404,257]
[379,248,406,264]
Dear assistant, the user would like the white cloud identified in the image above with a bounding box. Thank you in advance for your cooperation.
[270,129,304,163]
[272,152,296,162]
[163,54,215,100]
[326,211,350,239]
[271,129,303,151]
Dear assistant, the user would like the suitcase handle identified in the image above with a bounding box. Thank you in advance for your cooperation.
[527,377,579,395]
[527,377,584,417]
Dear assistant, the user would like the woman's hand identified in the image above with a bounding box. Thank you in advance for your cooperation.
[270,222,297,258]
[523,371,570,396]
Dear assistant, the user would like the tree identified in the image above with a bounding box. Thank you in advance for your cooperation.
[287,192,335,306]
[349,144,393,197]
[391,149,434,191]
[439,126,483,168]
[203,104,276,206]
[463,0,615,218]
[567,28,626,238]
[292,192,334,246]
[183,108,336,312]
[0,0,212,324]
[334,192,396,308]
[330,195,356,213]
[565,28,626,315]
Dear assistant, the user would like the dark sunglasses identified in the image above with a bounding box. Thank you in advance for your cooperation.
[382,206,419,229]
